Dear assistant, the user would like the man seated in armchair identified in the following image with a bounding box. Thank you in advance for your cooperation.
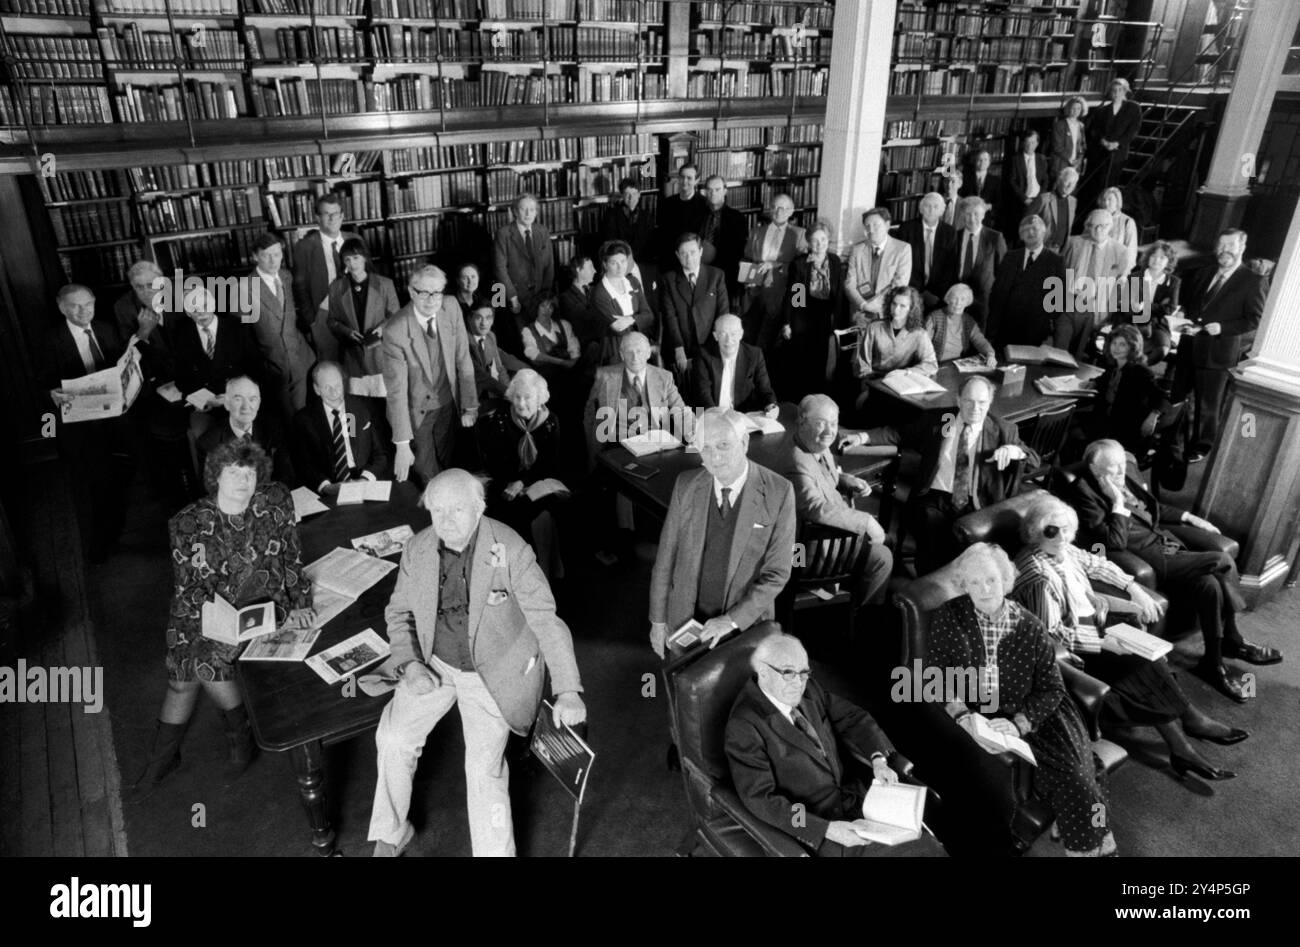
[1062,439,1282,703]
[725,632,945,857]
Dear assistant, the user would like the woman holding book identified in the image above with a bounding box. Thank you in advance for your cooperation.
[926,543,1116,856]
[590,240,655,366]
[1084,325,1171,455]
[480,369,568,582]
[132,439,314,801]
[325,237,400,392]
[1012,495,1245,781]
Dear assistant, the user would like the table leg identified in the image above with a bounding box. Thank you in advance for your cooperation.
[290,740,335,856]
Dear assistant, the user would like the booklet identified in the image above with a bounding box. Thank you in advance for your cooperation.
[965,713,1037,765]
[524,477,570,502]
[239,626,322,662]
[59,344,143,423]
[1004,344,1079,368]
[185,387,221,411]
[347,373,387,399]
[290,486,330,522]
[200,595,278,646]
[1035,375,1096,398]
[621,429,682,457]
[530,699,596,805]
[853,781,927,846]
[738,260,762,285]
[351,524,414,558]
[1104,622,1173,661]
[667,618,704,651]
[743,412,784,435]
[881,369,946,397]
[336,479,393,505]
[305,547,397,600]
[156,380,183,403]
[305,628,391,685]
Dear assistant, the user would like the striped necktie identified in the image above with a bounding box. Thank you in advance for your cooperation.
[203,326,215,358]
[330,408,350,483]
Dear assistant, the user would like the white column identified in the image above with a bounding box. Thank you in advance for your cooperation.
[1236,196,1300,397]
[1202,0,1300,195]
[818,0,897,255]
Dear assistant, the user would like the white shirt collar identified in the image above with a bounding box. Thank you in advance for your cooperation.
[229,417,254,439]
[624,367,646,388]
[518,222,533,237]
[761,686,797,724]
[198,318,218,338]
[712,463,749,508]
[323,400,346,423]
[1216,262,1240,281]
[66,318,92,336]
[417,310,437,334]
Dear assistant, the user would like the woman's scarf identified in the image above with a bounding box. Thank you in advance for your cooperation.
[512,405,549,472]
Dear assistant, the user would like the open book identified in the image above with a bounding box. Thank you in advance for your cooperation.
[1104,623,1173,661]
[742,412,784,435]
[351,524,414,558]
[881,369,946,397]
[1004,344,1078,368]
[952,357,996,373]
[524,478,570,502]
[965,713,1037,765]
[853,781,927,846]
[621,429,681,457]
[200,595,278,646]
[336,480,392,504]
[1035,375,1096,398]
[306,628,391,685]
[240,626,322,662]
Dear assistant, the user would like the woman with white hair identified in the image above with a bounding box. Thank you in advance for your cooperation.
[1012,496,1245,782]
[480,368,567,580]
[926,542,1116,856]
[1098,187,1138,274]
[925,283,996,366]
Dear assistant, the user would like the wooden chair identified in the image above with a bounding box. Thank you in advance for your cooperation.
[1017,401,1076,487]
[775,522,866,642]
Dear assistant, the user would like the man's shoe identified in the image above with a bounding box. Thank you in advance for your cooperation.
[372,823,416,857]
[1222,639,1283,665]
[1187,448,1210,464]
[1194,660,1250,703]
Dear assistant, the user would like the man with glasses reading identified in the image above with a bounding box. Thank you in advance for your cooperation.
[382,265,478,484]
[725,631,945,856]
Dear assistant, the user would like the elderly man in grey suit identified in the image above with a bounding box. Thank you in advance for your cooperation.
[383,264,478,484]
[493,193,555,325]
[584,330,694,462]
[846,207,913,322]
[369,469,586,856]
[780,394,893,615]
[1058,209,1129,360]
[250,232,314,427]
[649,408,796,658]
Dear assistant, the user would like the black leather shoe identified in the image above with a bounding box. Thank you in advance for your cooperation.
[1194,661,1250,703]
[1187,448,1210,464]
[1222,639,1283,665]
[1171,755,1236,781]
[1188,726,1249,746]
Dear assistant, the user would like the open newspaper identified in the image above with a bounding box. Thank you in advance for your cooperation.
[59,343,143,423]
[304,547,398,629]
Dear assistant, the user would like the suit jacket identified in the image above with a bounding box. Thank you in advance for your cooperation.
[601,203,655,262]
[952,227,1007,309]
[558,283,602,366]
[688,340,775,411]
[113,292,178,386]
[1179,264,1267,370]
[844,237,913,313]
[648,463,796,631]
[1087,362,1171,454]
[725,676,892,850]
[959,173,1002,224]
[1063,459,1189,571]
[590,274,655,364]
[780,433,882,535]
[383,516,583,734]
[1006,152,1050,212]
[988,247,1067,347]
[696,203,748,289]
[583,362,691,459]
[1063,237,1129,315]
[381,300,479,444]
[657,191,709,268]
[1048,117,1086,176]
[1038,191,1078,253]
[292,229,361,319]
[325,272,400,379]
[40,317,127,394]
[290,394,390,489]
[172,314,266,397]
[1090,99,1141,159]
[896,219,957,303]
[467,330,511,401]
[880,414,1038,506]
[196,413,294,484]
[660,264,730,360]
[250,267,314,391]
[492,222,555,306]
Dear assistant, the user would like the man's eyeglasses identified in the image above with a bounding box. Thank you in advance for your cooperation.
[411,288,444,300]
[763,662,812,684]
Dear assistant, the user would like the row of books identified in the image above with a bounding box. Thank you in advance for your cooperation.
[697,1,833,29]
[248,27,365,63]
[954,13,1078,38]
[59,245,137,288]
[115,81,244,122]
[4,36,102,81]
[696,124,823,149]
[885,117,1015,141]
[100,0,239,12]
[686,66,827,99]
[266,180,382,227]
[248,77,361,116]
[48,200,134,245]
[386,171,480,212]
[764,178,816,209]
[890,65,1068,97]
[132,160,262,192]
[371,0,663,20]
[153,227,266,274]
[878,169,942,202]
[0,0,92,13]
[138,187,264,234]
[3,84,113,125]
[248,0,363,13]
[266,152,382,180]
[45,169,132,203]
[694,148,820,181]
[897,3,1074,33]
[693,33,831,61]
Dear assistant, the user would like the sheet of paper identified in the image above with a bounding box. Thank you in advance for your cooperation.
[291,486,329,521]
[306,546,397,600]
[309,584,355,630]
[186,387,219,410]
[743,412,784,435]
[524,478,570,502]
[335,481,368,505]
[156,380,182,403]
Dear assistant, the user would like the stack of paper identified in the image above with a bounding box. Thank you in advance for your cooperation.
[621,430,682,457]
[854,781,927,846]
[291,486,330,521]
[336,480,393,504]
[1104,623,1173,661]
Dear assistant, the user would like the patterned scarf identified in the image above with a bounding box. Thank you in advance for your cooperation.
[512,405,549,472]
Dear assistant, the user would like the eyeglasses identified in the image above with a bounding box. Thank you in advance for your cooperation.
[411,288,443,300]
[763,662,811,684]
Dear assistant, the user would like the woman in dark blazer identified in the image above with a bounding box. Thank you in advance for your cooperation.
[780,220,844,398]
[480,368,568,581]
[1089,78,1141,189]
[1086,324,1171,455]
[1049,95,1088,178]
[326,237,400,383]
[1120,241,1180,365]
[590,239,655,365]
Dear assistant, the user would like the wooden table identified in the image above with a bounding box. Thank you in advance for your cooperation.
[867,362,1097,425]
[237,481,427,856]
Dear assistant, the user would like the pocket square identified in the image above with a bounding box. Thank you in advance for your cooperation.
[752,523,767,529]
[487,589,510,606]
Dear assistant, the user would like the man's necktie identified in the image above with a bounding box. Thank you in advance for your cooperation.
[330,408,350,483]
[633,375,644,400]
[203,326,215,358]
[1024,250,1036,271]
[523,229,534,262]
[687,271,696,293]
[790,706,827,758]
[84,328,105,370]
[720,485,732,512]
[962,235,975,279]
[272,276,282,300]
[331,240,343,275]
[952,423,973,509]
[1205,273,1225,303]
[924,228,933,280]
[424,318,436,339]
[870,246,882,292]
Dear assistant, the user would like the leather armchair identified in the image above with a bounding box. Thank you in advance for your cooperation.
[662,622,921,857]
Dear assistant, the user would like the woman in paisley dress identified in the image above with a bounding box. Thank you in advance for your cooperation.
[131,439,315,800]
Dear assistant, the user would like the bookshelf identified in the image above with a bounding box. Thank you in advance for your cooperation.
[1071,0,1161,94]
[690,122,822,230]
[688,0,832,99]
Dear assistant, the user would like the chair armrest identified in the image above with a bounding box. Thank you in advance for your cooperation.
[1165,523,1239,560]
[1108,550,1156,590]
[846,747,915,781]
[1059,661,1110,741]
[710,785,811,858]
